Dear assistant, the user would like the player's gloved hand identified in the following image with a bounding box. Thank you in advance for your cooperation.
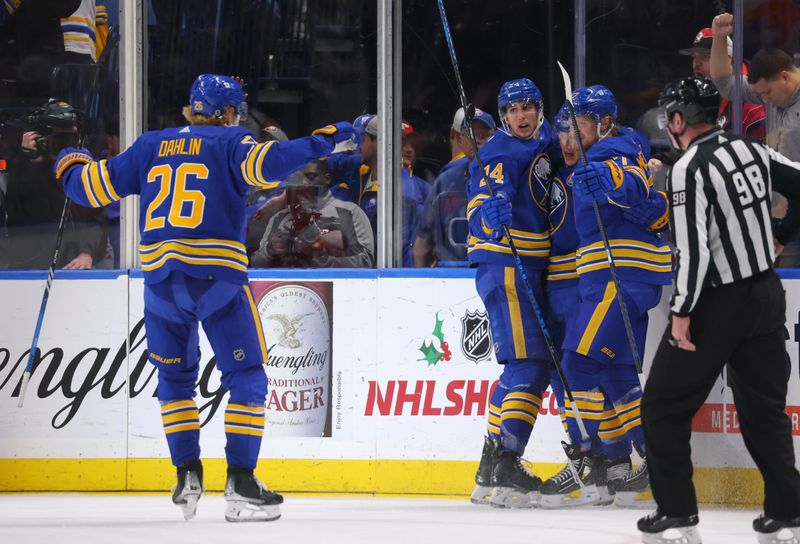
[481,192,512,235]
[54,147,93,180]
[623,192,668,229]
[313,121,357,145]
[573,161,616,201]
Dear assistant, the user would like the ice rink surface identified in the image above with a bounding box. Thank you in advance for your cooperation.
[0,494,764,544]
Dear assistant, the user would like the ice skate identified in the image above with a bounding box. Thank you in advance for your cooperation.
[470,436,497,505]
[754,514,800,544]
[638,510,701,544]
[489,448,542,509]
[224,467,283,522]
[171,459,203,520]
[611,457,654,508]
[539,442,601,508]
[598,456,632,506]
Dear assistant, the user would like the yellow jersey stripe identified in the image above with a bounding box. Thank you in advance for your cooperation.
[577,260,672,274]
[81,164,101,207]
[140,242,248,265]
[578,248,672,265]
[161,400,197,412]
[141,254,248,272]
[253,141,275,185]
[225,425,264,437]
[88,162,112,206]
[98,160,121,200]
[140,237,246,252]
[227,403,266,414]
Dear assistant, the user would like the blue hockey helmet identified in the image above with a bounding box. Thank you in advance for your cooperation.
[554,101,572,133]
[189,74,247,119]
[571,85,617,123]
[497,78,543,113]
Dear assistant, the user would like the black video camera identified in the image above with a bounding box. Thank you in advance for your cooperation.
[4,99,82,155]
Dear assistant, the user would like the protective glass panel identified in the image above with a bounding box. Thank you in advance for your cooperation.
[401,0,574,268]
[145,0,377,270]
[0,0,121,270]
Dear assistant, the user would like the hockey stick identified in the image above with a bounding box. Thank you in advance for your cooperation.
[436,0,589,445]
[17,80,97,408]
[557,61,644,384]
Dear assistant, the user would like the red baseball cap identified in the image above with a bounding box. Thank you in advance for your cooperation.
[679,28,733,56]
[402,120,415,136]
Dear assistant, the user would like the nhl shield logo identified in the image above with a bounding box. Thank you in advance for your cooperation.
[233,349,245,361]
[460,310,493,364]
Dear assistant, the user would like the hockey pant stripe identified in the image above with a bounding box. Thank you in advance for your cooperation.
[161,399,201,466]
[224,402,265,469]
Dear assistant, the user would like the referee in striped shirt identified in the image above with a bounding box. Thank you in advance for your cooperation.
[638,76,800,543]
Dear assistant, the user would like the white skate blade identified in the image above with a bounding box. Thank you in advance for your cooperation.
[171,472,202,520]
[758,527,800,544]
[539,484,601,509]
[615,489,656,509]
[469,485,493,505]
[594,485,615,506]
[225,500,281,522]
[489,487,540,509]
[641,526,702,544]
[180,494,199,520]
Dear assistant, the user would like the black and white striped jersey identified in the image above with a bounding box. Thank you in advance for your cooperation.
[668,128,800,316]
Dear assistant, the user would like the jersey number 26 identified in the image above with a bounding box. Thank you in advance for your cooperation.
[144,163,208,231]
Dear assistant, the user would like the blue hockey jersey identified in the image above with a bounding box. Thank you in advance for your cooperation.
[58,125,337,283]
[573,127,671,285]
[417,154,470,264]
[547,163,579,286]
[466,122,553,268]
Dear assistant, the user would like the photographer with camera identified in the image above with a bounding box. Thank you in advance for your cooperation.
[1,99,112,269]
[250,159,374,268]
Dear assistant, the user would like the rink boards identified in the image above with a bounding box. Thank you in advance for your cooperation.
[1,268,799,506]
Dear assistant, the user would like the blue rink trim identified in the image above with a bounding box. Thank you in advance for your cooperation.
[0,270,126,280]
[2,268,798,281]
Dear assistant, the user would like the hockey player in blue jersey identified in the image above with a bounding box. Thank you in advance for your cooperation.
[539,85,670,508]
[467,78,554,508]
[542,100,644,508]
[53,74,355,522]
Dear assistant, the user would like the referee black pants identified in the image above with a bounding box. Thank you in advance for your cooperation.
[642,269,800,519]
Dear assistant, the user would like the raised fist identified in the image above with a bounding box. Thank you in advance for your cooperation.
[712,13,733,38]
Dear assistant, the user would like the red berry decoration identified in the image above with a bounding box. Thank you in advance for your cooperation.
[442,341,449,350]
[443,351,452,361]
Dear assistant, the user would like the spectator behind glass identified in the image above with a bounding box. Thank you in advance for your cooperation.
[414,107,495,267]
[710,13,800,266]
[250,159,374,268]
[244,116,290,255]
[323,115,429,266]
[1,99,113,269]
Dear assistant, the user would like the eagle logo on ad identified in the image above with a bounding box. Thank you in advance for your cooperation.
[460,310,493,364]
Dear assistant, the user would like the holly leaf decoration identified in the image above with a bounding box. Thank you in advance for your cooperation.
[432,312,445,344]
[417,340,444,366]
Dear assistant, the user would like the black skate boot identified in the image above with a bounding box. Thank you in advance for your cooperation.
[539,442,601,508]
[638,510,701,544]
[610,456,653,508]
[489,448,542,509]
[470,436,497,505]
[599,456,631,506]
[171,459,203,520]
[753,513,800,544]
[224,466,283,522]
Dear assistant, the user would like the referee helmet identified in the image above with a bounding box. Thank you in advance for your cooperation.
[657,76,720,127]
